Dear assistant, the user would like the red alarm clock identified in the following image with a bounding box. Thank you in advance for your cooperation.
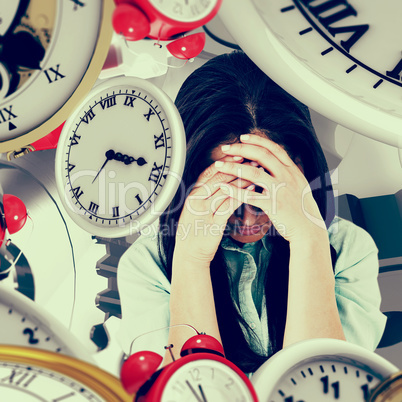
[0,194,28,248]
[120,333,258,401]
[112,0,223,59]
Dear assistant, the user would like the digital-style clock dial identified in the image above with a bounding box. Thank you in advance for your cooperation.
[55,76,185,237]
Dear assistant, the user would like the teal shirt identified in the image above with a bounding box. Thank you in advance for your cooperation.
[117,217,387,361]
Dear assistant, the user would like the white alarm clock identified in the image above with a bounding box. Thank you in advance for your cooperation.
[251,338,399,401]
[55,76,186,237]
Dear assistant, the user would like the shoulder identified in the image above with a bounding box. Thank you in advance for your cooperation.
[118,223,169,287]
[328,216,378,275]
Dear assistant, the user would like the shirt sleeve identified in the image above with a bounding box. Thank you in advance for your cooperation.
[116,228,172,357]
[329,217,387,351]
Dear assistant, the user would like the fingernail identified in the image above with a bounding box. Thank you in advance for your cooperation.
[215,161,224,167]
[221,145,231,151]
[233,156,243,161]
[250,161,258,167]
[240,134,250,141]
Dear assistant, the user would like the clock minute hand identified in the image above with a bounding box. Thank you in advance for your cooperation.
[185,380,204,402]
[92,149,115,184]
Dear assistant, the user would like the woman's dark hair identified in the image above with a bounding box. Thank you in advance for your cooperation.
[158,50,336,373]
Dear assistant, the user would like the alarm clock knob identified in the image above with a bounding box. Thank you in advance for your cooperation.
[112,3,150,41]
[3,194,28,234]
[166,33,206,60]
[120,350,163,395]
[181,334,225,357]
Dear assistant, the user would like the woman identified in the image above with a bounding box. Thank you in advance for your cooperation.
[117,51,386,374]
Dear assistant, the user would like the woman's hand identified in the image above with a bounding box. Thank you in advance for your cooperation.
[174,156,254,266]
[216,134,326,243]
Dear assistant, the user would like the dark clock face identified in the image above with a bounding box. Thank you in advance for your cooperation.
[55,77,185,237]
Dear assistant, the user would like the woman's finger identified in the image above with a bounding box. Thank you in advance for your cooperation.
[214,161,273,190]
[220,142,283,177]
[213,184,257,223]
[219,182,270,215]
[192,155,244,190]
[239,133,295,167]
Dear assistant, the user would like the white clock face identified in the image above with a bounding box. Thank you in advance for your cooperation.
[0,0,112,152]
[161,359,255,402]
[149,0,218,22]
[55,76,185,237]
[219,0,402,147]
[0,362,104,402]
[0,284,93,360]
[251,339,399,402]
[268,357,382,401]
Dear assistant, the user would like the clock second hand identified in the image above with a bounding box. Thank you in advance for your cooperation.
[92,149,115,184]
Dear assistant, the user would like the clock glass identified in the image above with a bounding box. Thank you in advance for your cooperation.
[0,0,113,153]
[161,359,255,401]
[55,76,185,237]
[149,0,218,23]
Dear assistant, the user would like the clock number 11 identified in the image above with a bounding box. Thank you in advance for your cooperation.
[320,376,340,399]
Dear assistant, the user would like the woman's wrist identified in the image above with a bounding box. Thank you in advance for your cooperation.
[172,250,212,270]
[288,226,330,253]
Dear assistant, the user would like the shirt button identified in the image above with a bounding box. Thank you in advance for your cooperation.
[250,323,256,329]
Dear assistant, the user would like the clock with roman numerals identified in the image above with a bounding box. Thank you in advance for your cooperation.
[0,345,131,401]
[0,0,113,155]
[219,0,402,148]
[251,338,400,401]
[55,76,185,237]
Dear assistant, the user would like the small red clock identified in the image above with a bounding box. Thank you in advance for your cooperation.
[120,334,258,402]
[112,0,223,59]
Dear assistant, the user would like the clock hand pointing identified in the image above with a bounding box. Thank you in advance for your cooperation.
[185,381,203,402]
[92,149,115,184]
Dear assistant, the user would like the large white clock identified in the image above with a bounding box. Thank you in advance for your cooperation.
[218,0,402,149]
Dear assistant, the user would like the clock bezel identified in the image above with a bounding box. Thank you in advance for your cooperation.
[0,345,131,401]
[0,0,114,154]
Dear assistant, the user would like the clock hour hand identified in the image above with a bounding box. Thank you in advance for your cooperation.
[185,380,207,402]
[92,149,115,184]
